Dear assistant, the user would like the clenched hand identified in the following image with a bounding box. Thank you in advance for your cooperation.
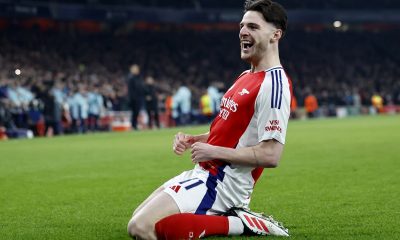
[191,142,216,163]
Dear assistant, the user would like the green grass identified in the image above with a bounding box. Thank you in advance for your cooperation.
[1,115,399,239]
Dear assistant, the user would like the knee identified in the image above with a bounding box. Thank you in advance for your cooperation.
[127,216,154,239]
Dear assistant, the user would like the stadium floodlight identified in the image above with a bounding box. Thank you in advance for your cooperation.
[333,20,342,28]
[15,69,21,75]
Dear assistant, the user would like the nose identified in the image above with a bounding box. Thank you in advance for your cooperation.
[239,26,249,38]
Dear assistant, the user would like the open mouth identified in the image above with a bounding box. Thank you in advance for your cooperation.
[241,40,254,51]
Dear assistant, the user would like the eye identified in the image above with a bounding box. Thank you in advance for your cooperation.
[248,24,258,30]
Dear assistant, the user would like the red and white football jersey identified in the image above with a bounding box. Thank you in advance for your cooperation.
[164,66,293,214]
[198,65,292,186]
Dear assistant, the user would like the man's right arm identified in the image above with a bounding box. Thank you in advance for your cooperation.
[173,131,209,155]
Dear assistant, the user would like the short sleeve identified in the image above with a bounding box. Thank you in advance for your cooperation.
[255,69,291,144]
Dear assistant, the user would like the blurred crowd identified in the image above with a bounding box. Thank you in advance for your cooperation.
[0,26,399,138]
[282,29,400,117]
[11,0,400,10]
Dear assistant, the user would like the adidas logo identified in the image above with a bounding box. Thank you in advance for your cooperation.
[238,88,250,95]
[169,185,181,193]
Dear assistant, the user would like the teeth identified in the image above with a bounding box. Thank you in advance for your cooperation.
[241,40,253,50]
[242,42,252,49]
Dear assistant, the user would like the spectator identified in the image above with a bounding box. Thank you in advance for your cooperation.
[144,76,160,129]
[304,90,319,118]
[42,86,58,136]
[199,88,213,124]
[50,80,66,134]
[352,88,362,115]
[164,92,175,128]
[290,95,298,119]
[87,85,104,131]
[0,99,16,130]
[127,64,145,130]
[207,83,222,118]
[172,83,192,126]
[67,86,89,133]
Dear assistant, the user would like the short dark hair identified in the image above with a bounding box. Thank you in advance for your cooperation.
[244,0,288,34]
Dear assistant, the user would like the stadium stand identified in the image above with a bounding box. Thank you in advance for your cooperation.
[4,0,400,9]
[0,1,399,138]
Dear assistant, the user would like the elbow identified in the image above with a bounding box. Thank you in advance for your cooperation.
[267,161,279,168]
[254,141,284,168]
[264,160,279,168]
[260,155,280,168]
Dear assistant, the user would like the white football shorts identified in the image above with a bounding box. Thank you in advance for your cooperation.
[163,165,252,215]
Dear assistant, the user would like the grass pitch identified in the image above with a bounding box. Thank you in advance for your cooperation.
[0,115,399,239]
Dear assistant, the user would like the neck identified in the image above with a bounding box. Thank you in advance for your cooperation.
[250,45,281,72]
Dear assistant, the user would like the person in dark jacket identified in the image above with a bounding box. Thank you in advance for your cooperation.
[42,85,62,135]
[127,64,145,130]
[144,76,160,129]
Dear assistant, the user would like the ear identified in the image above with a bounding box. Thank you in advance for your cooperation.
[271,29,283,43]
